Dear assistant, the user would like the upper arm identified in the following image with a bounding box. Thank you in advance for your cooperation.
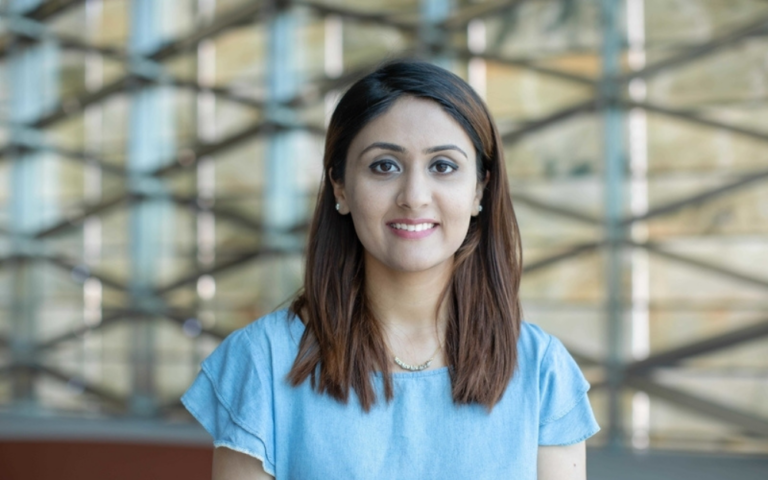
[537,441,586,480]
[212,447,274,480]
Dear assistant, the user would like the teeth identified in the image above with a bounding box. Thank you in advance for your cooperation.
[391,223,435,232]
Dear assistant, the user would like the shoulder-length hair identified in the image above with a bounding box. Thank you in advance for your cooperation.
[288,59,523,411]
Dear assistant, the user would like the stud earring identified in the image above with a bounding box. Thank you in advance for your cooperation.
[335,203,340,212]
[478,205,483,213]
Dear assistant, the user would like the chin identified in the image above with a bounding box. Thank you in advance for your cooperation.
[386,256,453,274]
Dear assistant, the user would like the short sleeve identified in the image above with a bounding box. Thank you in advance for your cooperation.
[538,335,600,446]
[180,328,276,475]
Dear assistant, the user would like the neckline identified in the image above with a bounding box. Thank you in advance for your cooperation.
[377,365,450,379]
[286,310,450,379]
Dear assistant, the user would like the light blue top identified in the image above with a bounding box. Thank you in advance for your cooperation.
[181,309,600,479]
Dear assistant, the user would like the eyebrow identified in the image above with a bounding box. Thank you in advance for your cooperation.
[359,142,468,159]
[424,144,468,158]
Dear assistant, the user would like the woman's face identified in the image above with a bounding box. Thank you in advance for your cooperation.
[333,96,487,275]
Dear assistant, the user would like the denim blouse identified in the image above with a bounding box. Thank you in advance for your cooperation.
[181,309,600,479]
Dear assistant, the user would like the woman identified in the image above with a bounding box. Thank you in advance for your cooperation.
[182,60,599,479]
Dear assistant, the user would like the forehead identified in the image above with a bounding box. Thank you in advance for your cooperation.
[347,97,475,155]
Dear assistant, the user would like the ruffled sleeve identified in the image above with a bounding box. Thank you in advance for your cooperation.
[538,335,600,446]
[181,328,276,475]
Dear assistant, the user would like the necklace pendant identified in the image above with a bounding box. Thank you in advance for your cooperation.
[394,356,432,372]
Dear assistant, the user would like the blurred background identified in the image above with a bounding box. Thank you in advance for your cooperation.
[0,0,766,479]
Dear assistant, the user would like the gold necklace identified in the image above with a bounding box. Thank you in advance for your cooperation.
[393,343,442,372]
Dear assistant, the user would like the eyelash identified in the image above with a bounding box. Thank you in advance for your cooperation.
[431,160,458,174]
[369,159,458,175]
[370,159,399,174]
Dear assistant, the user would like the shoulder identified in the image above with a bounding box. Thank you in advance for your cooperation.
[204,308,302,374]
[241,308,302,344]
[518,320,556,364]
[517,321,587,392]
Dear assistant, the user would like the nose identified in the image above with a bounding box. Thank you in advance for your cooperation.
[396,169,431,210]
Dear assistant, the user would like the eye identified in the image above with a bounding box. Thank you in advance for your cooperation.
[370,159,400,174]
[430,160,458,174]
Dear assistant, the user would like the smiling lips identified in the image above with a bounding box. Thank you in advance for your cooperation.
[387,219,439,239]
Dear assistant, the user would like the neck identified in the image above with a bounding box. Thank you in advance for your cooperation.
[364,253,452,344]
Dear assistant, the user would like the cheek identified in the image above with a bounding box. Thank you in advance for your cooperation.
[346,185,389,245]
[348,184,384,219]
[442,185,477,220]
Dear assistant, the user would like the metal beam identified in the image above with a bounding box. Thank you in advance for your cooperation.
[35,363,129,412]
[600,0,626,450]
[626,375,768,438]
[627,100,768,144]
[0,134,128,178]
[502,98,596,143]
[440,0,526,31]
[33,194,128,239]
[0,28,267,110]
[22,0,271,130]
[126,0,178,417]
[36,309,133,351]
[151,119,324,178]
[43,254,130,292]
[512,191,602,225]
[150,2,266,60]
[627,317,768,374]
[623,13,768,82]
[7,25,60,412]
[457,48,597,86]
[632,240,768,291]
[35,305,227,352]
[23,0,85,21]
[522,241,602,273]
[153,247,291,297]
[623,168,768,226]
[299,0,418,31]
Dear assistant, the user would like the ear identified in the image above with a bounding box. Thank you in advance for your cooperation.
[329,167,350,215]
[472,170,490,216]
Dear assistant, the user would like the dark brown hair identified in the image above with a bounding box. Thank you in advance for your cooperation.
[288,59,523,411]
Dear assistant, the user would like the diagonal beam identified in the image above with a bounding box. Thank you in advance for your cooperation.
[34,194,128,239]
[1,253,129,294]
[0,138,128,178]
[157,308,227,340]
[27,1,270,130]
[36,305,228,351]
[512,191,602,225]
[627,317,768,374]
[632,240,768,291]
[150,2,266,60]
[441,0,527,31]
[153,247,279,296]
[35,363,129,412]
[151,119,324,178]
[23,0,85,21]
[150,121,276,177]
[624,168,768,226]
[503,98,597,143]
[36,309,133,351]
[43,254,130,292]
[623,14,768,81]
[33,76,133,129]
[628,100,768,144]
[626,375,768,438]
[170,193,309,236]
[461,49,597,86]
[522,241,602,273]
[0,27,267,110]
[298,0,417,31]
